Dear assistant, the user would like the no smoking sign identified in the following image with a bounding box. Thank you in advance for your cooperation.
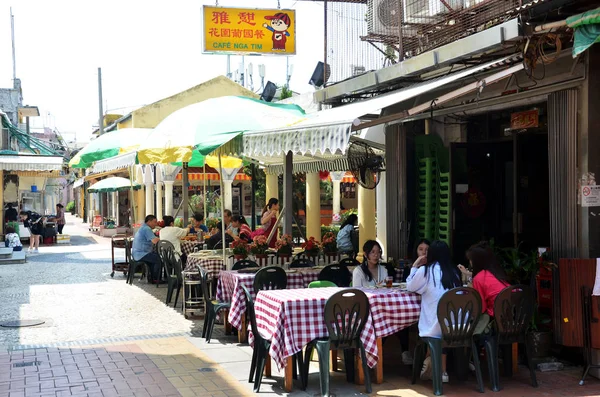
[581,185,600,207]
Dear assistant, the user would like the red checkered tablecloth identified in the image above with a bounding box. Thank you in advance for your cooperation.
[181,241,203,255]
[184,256,225,278]
[252,287,421,371]
[216,269,321,329]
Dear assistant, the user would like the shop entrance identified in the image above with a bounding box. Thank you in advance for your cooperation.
[450,105,550,262]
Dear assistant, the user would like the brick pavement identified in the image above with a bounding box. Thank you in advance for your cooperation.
[0,337,253,397]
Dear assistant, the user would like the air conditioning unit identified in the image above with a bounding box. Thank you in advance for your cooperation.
[367,0,425,38]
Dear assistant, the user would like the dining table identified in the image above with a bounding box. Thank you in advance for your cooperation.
[216,267,325,342]
[251,286,421,391]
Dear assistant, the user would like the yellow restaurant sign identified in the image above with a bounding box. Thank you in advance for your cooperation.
[203,6,296,55]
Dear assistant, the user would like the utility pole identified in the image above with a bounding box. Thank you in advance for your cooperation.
[98,67,104,135]
[10,8,16,82]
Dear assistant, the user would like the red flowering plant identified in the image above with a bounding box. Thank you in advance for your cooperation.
[250,235,269,255]
[231,239,249,257]
[302,237,321,257]
[321,232,337,254]
[275,234,293,256]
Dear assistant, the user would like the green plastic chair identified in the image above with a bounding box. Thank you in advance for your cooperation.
[301,289,372,396]
[308,280,337,288]
[411,287,484,396]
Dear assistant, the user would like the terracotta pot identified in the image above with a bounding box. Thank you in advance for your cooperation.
[254,254,268,259]
[234,254,248,261]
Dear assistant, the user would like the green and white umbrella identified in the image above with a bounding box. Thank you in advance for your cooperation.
[88,177,141,193]
[136,96,306,164]
[69,128,153,169]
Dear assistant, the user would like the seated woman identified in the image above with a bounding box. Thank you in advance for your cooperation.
[159,215,191,263]
[465,241,510,335]
[352,240,387,287]
[406,240,462,383]
[227,215,252,243]
[337,214,357,255]
[206,222,233,249]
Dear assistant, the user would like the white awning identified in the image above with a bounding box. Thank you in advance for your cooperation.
[243,54,521,160]
[0,155,64,171]
[91,152,137,173]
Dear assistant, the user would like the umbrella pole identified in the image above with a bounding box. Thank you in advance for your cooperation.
[183,162,189,228]
[129,165,135,233]
[203,164,207,222]
[219,154,226,265]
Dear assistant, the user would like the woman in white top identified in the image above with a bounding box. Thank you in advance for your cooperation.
[352,240,387,287]
[406,240,462,383]
[159,215,191,259]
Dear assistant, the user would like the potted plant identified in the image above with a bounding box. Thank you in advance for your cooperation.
[302,237,321,259]
[206,217,220,231]
[322,232,338,257]
[496,244,556,359]
[250,235,270,258]
[231,239,249,260]
[275,234,293,259]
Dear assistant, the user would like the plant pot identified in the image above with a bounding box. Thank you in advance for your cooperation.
[234,254,248,261]
[527,331,553,358]
[254,254,268,259]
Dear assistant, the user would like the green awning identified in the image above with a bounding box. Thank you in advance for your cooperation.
[567,7,600,57]
[88,177,141,193]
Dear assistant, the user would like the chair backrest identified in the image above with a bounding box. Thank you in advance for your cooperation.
[253,266,287,292]
[323,288,370,349]
[437,287,482,347]
[240,285,263,342]
[232,259,259,270]
[157,240,176,274]
[308,280,337,288]
[319,264,352,287]
[494,284,534,343]
[198,266,214,310]
[338,257,360,268]
[289,258,315,268]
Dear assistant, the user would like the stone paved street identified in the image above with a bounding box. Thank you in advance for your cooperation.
[1,215,600,396]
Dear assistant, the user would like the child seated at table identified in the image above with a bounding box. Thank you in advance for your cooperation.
[5,226,22,251]
[406,240,462,383]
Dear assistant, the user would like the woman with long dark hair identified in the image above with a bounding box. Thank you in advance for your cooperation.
[466,241,510,334]
[228,215,253,243]
[337,214,357,254]
[407,240,461,383]
[261,198,279,248]
[352,240,387,287]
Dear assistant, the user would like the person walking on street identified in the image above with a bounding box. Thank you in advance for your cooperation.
[54,204,66,234]
[132,215,162,283]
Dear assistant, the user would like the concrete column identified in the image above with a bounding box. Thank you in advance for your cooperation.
[358,185,376,256]
[283,152,293,236]
[0,170,4,234]
[163,181,174,216]
[112,192,119,222]
[376,171,387,257]
[223,179,233,214]
[265,173,279,203]
[330,172,345,224]
[145,183,154,217]
[156,183,163,220]
[306,172,321,240]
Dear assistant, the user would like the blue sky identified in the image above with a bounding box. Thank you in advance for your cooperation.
[0,0,324,144]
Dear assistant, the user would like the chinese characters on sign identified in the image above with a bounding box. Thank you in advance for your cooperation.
[510,109,539,130]
[203,6,296,55]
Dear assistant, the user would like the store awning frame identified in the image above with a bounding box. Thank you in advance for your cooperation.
[0,154,64,172]
[91,152,138,174]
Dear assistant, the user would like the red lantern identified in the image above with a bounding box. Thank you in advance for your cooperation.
[319,170,330,181]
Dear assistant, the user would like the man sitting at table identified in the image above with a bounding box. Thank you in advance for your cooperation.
[189,213,209,234]
[159,215,191,263]
[132,215,162,283]
[206,222,233,249]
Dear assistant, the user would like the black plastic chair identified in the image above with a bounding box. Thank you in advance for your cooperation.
[253,266,287,291]
[412,287,485,396]
[157,240,181,302]
[482,284,537,391]
[301,289,372,396]
[126,240,152,285]
[338,257,360,268]
[198,266,231,343]
[241,285,304,392]
[289,258,315,269]
[232,259,259,270]
[318,264,352,287]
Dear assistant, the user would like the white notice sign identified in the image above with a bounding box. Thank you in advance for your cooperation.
[581,185,600,207]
